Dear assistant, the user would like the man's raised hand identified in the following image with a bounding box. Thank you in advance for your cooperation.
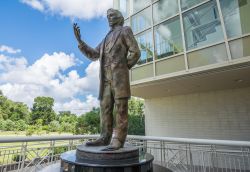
[73,23,82,44]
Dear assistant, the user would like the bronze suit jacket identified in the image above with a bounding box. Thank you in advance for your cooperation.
[78,26,141,100]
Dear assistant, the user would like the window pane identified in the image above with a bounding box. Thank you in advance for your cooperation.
[183,1,224,50]
[132,7,151,33]
[154,17,183,59]
[153,0,179,24]
[220,0,250,38]
[229,36,250,59]
[188,43,228,68]
[135,30,153,65]
[181,0,206,10]
[124,19,130,26]
[114,0,129,18]
[132,0,151,14]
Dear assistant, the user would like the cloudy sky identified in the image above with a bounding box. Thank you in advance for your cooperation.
[0,0,113,115]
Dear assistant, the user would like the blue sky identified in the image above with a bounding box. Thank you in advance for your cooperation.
[0,0,113,114]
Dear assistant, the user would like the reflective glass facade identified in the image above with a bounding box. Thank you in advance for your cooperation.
[114,0,250,80]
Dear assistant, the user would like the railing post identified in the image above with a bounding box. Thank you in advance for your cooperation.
[50,140,55,163]
[188,144,194,172]
[18,142,27,172]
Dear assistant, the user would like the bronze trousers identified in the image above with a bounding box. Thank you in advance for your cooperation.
[100,81,128,145]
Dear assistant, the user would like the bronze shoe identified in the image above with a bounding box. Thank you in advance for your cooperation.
[85,137,110,146]
[102,138,124,151]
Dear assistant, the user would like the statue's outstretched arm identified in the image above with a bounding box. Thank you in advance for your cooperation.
[73,23,100,61]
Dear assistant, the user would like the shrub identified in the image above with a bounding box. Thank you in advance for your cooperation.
[26,125,36,136]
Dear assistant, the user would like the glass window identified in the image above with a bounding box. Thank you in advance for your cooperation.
[132,7,151,33]
[181,0,206,11]
[188,43,228,68]
[154,17,183,59]
[135,30,153,65]
[153,0,179,24]
[124,19,130,26]
[220,0,250,38]
[183,1,224,50]
[114,0,129,18]
[132,0,151,14]
[229,36,250,59]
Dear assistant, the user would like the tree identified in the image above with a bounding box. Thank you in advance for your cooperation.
[9,102,30,122]
[49,120,60,132]
[127,97,145,135]
[0,94,30,122]
[76,107,100,134]
[31,97,56,125]
[58,111,77,124]
[3,119,16,131]
[15,120,28,131]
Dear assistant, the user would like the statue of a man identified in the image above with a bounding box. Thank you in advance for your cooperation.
[73,8,140,150]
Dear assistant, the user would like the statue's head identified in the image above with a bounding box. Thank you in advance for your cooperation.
[107,8,124,27]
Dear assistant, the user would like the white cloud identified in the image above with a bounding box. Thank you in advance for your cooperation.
[54,95,99,114]
[20,0,113,20]
[0,52,100,115]
[0,45,21,54]
[21,0,44,11]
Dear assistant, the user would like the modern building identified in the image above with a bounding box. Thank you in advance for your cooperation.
[114,0,250,141]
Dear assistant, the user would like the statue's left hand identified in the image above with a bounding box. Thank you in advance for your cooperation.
[73,23,82,44]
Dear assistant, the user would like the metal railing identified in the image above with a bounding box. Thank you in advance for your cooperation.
[0,135,250,172]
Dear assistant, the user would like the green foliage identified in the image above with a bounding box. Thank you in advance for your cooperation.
[12,154,26,162]
[31,97,56,125]
[58,111,77,124]
[128,97,145,135]
[26,125,36,136]
[0,119,5,130]
[54,146,68,155]
[3,119,16,131]
[0,95,30,121]
[76,107,100,134]
[60,122,76,133]
[49,120,60,132]
[15,120,28,131]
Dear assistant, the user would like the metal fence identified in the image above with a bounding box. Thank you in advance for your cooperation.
[0,135,250,172]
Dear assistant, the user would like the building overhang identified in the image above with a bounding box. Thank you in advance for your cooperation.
[131,58,250,99]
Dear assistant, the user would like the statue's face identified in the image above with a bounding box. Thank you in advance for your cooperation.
[107,10,121,27]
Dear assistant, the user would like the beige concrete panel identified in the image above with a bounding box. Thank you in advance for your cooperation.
[144,87,250,141]
[155,55,185,76]
[131,63,154,81]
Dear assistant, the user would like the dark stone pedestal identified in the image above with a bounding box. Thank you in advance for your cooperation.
[60,143,154,172]
[40,143,172,172]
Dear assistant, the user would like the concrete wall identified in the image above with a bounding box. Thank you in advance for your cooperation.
[144,87,250,141]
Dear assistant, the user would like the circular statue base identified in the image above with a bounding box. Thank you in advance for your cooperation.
[60,147,154,172]
[76,143,139,161]
[40,143,172,172]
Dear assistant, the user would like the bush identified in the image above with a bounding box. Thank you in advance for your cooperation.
[49,120,60,132]
[60,122,75,133]
[15,120,27,131]
[4,119,16,131]
[0,119,5,130]
[26,125,36,136]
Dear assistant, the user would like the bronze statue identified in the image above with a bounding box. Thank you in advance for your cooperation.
[73,8,140,150]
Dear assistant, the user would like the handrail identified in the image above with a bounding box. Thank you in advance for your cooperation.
[0,135,250,147]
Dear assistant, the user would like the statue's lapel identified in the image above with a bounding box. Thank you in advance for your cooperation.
[107,26,122,53]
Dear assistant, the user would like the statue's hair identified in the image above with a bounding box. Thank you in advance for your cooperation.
[107,8,124,26]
